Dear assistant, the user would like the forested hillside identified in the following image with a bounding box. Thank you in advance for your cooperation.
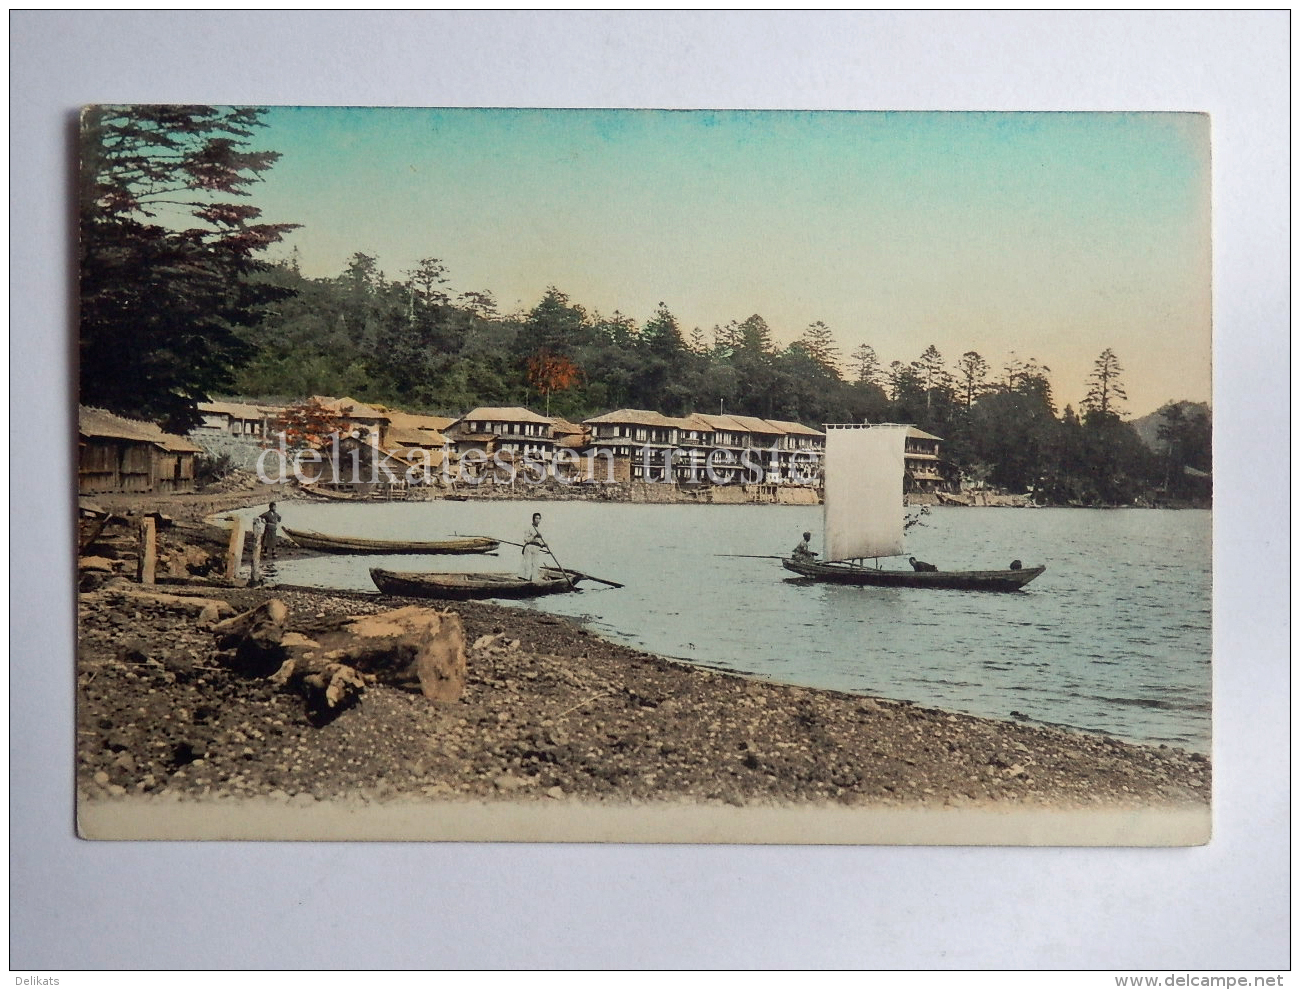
[229,254,1211,505]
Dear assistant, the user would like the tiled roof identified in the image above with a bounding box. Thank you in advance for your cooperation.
[694,413,750,433]
[198,400,265,420]
[309,396,390,421]
[549,417,586,435]
[907,427,944,442]
[584,408,679,428]
[461,406,553,425]
[670,413,718,432]
[387,426,448,447]
[386,410,457,433]
[765,419,825,437]
[725,415,786,435]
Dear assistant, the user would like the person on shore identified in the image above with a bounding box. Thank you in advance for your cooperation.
[258,501,282,560]
[792,531,818,561]
[519,512,547,582]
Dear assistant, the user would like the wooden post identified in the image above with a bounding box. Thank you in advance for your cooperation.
[225,517,245,581]
[250,517,265,585]
[136,516,156,585]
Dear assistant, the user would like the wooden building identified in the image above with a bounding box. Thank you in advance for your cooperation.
[78,407,202,495]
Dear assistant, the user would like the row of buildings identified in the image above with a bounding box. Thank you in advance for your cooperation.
[79,397,951,495]
[198,396,951,493]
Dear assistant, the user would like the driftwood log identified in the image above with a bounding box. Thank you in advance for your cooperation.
[212,601,467,723]
[95,585,237,620]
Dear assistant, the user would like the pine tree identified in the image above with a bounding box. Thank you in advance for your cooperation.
[850,343,882,387]
[79,105,297,431]
[1083,348,1128,417]
[799,320,841,377]
[956,351,989,406]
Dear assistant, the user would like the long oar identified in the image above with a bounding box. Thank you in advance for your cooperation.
[557,569,624,589]
[460,535,624,589]
[715,553,786,559]
[538,538,577,591]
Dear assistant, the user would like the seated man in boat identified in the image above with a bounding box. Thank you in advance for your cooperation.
[908,556,938,572]
[519,512,547,582]
[792,531,818,561]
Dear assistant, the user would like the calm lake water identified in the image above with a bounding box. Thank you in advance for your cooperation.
[235,501,1212,752]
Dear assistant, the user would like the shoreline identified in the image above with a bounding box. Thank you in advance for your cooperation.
[77,485,1211,843]
[81,480,1210,523]
[76,578,1211,841]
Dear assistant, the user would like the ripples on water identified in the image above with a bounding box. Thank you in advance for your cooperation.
[241,501,1212,752]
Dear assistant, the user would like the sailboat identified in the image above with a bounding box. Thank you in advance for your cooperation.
[782,424,1045,592]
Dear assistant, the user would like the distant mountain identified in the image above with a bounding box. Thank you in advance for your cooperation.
[1131,401,1212,452]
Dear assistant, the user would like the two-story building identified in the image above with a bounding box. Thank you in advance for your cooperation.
[903,427,947,493]
[765,419,826,485]
[583,409,683,482]
[444,406,557,479]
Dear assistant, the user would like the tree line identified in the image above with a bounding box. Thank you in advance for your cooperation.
[78,105,1211,506]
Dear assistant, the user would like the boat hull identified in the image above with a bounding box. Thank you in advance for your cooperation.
[370,566,579,600]
[283,528,498,555]
[782,557,1045,591]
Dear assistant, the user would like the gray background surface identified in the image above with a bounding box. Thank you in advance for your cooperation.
[10,11,1289,970]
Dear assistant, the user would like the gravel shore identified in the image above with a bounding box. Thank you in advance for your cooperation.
[77,581,1211,818]
[76,485,1211,843]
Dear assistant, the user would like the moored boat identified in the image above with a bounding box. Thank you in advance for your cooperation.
[370,566,581,600]
[283,527,498,555]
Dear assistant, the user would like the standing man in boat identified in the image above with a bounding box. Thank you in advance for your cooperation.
[519,512,547,582]
[258,501,282,560]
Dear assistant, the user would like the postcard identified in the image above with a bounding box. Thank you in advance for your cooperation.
[76,107,1212,844]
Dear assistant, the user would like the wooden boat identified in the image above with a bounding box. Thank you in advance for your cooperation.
[300,485,360,501]
[282,527,498,555]
[370,566,582,600]
[782,556,1045,591]
[783,423,1045,592]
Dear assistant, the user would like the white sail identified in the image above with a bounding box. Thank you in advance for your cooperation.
[823,424,909,561]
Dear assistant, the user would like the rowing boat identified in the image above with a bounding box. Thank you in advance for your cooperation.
[370,566,582,599]
[282,527,498,555]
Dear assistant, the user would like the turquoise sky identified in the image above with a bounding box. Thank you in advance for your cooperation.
[251,108,1210,416]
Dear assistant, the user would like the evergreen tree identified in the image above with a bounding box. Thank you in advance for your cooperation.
[955,351,989,407]
[79,104,297,430]
[849,343,882,387]
[799,320,841,377]
[1083,348,1128,417]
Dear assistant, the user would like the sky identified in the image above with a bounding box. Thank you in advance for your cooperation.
[250,107,1211,418]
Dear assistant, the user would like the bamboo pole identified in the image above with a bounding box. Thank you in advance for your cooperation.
[250,518,265,585]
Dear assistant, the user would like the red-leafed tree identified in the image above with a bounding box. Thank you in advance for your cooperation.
[267,399,351,452]
[526,351,582,415]
[79,105,298,432]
